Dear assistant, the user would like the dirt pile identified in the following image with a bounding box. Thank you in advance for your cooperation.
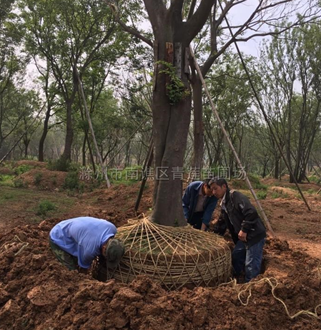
[0,220,320,330]
[1,168,321,329]
[19,168,67,190]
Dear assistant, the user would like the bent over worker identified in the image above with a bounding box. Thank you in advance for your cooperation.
[49,216,125,272]
[182,178,218,231]
[211,178,266,282]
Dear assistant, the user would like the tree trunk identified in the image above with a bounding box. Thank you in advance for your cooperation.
[62,100,73,160]
[23,137,29,158]
[151,42,191,227]
[125,141,131,167]
[143,0,216,226]
[191,78,204,170]
[38,106,51,161]
[82,132,87,166]
[274,156,279,179]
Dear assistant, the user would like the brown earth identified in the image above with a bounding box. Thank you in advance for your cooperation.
[0,166,321,329]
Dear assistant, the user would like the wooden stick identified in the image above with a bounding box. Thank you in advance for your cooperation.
[76,70,111,188]
[189,46,275,237]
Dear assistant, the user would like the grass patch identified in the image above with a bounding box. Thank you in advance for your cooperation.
[307,175,321,184]
[13,164,32,175]
[307,188,317,194]
[271,192,281,199]
[256,191,267,200]
[36,200,57,217]
[108,166,143,185]
[13,178,28,188]
[231,174,267,191]
[0,186,77,223]
[0,174,14,186]
[33,172,43,186]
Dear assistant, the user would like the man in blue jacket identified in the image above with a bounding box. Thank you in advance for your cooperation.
[182,178,218,231]
[49,216,125,272]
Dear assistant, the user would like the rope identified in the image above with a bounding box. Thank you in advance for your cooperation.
[94,217,232,290]
[236,277,321,320]
[189,45,275,237]
[217,0,311,212]
[0,235,29,255]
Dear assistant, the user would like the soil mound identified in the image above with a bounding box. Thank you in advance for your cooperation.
[0,221,320,330]
[19,168,67,190]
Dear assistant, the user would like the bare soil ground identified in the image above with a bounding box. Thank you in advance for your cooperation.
[0,163,321,330]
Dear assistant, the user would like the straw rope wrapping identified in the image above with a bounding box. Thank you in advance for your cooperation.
[221,277,321,320]
[98,217,232,290]
[0,235,29,256]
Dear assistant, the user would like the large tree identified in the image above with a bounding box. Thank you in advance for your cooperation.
[139,1,216,226]
[106,0,320,226]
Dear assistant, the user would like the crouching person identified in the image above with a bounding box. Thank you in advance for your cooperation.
[182,178,218,231]
[49,216,125,274]
[211,178,266,282]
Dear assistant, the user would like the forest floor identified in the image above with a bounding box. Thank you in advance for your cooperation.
[0,161,321,330]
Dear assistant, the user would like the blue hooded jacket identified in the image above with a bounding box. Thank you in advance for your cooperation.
[182,181,218,226]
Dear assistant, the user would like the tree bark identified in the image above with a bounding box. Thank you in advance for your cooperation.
[62,100,74,161]
[191,78,204,170]
[143,0,215,226]
[38,106,51,161]
[151,40,191,227]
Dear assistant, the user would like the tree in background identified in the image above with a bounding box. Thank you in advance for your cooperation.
[258,24,321,182]
[202,52,257,171]
[20,0,131,162]
[0,0,26,156]
[188,0,321,171]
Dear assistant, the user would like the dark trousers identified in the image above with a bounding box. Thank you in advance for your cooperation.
[49,238,78,270]
[188,212,204,229]
[232,238,265,282]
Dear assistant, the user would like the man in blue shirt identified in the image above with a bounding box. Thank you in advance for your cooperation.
[182,178,218,231]
[49,217,125,272]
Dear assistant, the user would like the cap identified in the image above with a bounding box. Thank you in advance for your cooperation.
[104,238,125,269]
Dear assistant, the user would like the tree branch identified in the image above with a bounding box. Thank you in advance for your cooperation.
[143,0,167,39]
[117,19,153,47]
[103,0,153,47]
[169,0,184,23]
[184,0,216,44]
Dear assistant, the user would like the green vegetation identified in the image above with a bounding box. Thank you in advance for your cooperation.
[13,164,32,175]
[0,186,77,223]
[307,175,321,184]
[256,191,267,200]
[0,174,14,186]
[271,192,281,199]
[230,175,267,192]
[271,191,290,199]
[33,172,43,186]
[63,171,80,190]
[48,158,72,172]
[157,61,190,105]
[36,200,57,216]
[13,178,27,188]
[108,166,143,185]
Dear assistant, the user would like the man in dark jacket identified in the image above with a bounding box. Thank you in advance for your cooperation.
[211,178,266,282]
[182,178,218,231]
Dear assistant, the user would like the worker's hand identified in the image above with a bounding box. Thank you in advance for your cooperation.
[238,230,247,242]
[201,223,208,231]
